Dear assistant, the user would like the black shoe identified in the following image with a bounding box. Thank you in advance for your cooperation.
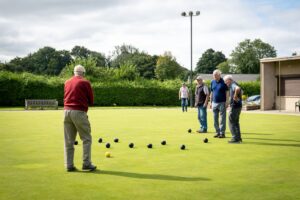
[228,139,242,144]
[67,166,77,172]
[219,134,226,138]
[214,133,220,138]
[82,164,97,171]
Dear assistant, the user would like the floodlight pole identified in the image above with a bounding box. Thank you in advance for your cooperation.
[181,11,200,108]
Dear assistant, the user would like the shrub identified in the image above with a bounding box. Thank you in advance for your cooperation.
[0,71,261,106]
[239,81,260,96]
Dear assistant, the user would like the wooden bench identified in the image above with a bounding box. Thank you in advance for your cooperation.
[25,99,58,110]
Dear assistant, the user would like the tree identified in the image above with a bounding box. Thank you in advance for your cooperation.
[127,53,157,79]
[217,61,231,73]
[114,62,139,81]
[109,44,139,68]
[71,46,106,67]
[60,57,98,78]
[155,52,185,80]
[1,57,23,72]
[109,44,157,79]
[60,57,115,82]
[195,48,227,73]
[230,39,277,73]
[6,47,72,75]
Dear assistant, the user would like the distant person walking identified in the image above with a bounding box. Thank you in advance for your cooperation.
[210,70,228,138]
[64,65,96,172]
[194,76,210,133]
[224,75,243,143]
[179,83,189,112]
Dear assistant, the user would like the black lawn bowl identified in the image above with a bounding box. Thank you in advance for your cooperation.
[74,141,78,145]
[106,143,111,148]
[129,143,134,148]
[188,129,192,133]
[98,138,103,143]
[114,138,119,143]
[147,144,153,149]
[203,138,208,143]
[180,145,186,150]
[161,140,166,145]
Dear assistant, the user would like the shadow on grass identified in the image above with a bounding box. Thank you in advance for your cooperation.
[244,137,300,143]
[76,170,210,181]
[246,141,300,148]
[243,132,273,136]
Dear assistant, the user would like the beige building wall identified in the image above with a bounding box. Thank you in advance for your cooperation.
[276,97,300,111]
[275,60,300,75]
[260,62,276,110]
[275,60,300,111]
[260,56,300,112]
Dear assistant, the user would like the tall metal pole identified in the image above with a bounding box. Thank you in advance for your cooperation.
[190,15,193,108]
[181,11,200,108]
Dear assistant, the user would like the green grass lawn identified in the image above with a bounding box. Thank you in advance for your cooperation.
[0,108,299,200]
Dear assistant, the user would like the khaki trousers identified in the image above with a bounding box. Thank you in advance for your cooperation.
[64,110,92,168]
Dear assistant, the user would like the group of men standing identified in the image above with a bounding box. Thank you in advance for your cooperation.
[64,65,242,172]
[179,69,243,144]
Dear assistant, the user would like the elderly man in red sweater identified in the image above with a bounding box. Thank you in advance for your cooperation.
[64,65,96,172]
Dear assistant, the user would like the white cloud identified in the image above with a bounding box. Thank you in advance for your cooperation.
[0,0,299,68]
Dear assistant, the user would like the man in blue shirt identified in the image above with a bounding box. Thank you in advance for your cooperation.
[224,75,243,143]
[210,70,228,138]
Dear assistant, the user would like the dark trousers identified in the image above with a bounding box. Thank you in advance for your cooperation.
[228,107,242,141]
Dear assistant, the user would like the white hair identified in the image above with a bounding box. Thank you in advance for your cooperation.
[223,75,233,81]
[213,69,222,76]
[74,65,86,76]
[196,75,203,80]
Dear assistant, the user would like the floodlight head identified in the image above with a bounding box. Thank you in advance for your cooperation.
[181,12,186,17]
[188,11,193,16]
[196,11,200,16]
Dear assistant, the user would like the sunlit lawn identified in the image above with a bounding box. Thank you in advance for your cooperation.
[0,108,299,200]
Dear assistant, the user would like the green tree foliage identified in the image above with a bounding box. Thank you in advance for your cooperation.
[3,47,72,75]
[71,46,106,67]
[216,60,237,74]
[216,61,230,73]
[230,39,277,73]
[0,57,24,72]
[195,48,227,73]
[109,44,139,68]
[60,57,114,82]
[114,62,139,81]
[155,52,185,80]
[128,54,157,79]
[109,44,157,79]
[60,57,139,81]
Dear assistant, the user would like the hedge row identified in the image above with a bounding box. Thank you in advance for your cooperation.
[0,71,260,107]
[239,81,261,96]
[0,71,182,106]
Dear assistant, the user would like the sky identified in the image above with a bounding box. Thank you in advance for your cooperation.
[0,0,299,69]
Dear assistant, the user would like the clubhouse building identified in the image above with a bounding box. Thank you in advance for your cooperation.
[260,56,300,112]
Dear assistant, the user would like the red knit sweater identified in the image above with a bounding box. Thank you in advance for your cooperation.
[64,76,94,112]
